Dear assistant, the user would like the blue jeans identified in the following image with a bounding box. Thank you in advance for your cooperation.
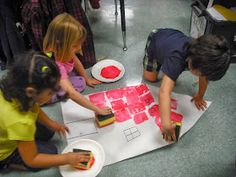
[0,122,57,172]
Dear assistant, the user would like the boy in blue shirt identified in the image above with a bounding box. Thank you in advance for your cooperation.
[143,28,230,142]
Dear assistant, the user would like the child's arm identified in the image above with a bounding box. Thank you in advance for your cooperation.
[60,78,111,115]
[72,54,101,87]
[17,141,90,168]
[159,74,176,141]
[38,108,69,136]
[191,76,208,111]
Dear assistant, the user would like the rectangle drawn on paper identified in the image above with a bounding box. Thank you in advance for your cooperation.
[66,119,98,140]
[123,126,141,142]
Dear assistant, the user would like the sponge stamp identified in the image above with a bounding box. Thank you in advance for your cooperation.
[96,113,115,127]
[73,149,95,170]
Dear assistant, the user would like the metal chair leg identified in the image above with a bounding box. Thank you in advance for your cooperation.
[122,31,127,51]
[114,0,118,15]
[120,0,127,51]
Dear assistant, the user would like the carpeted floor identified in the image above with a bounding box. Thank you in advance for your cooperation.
[0,0,235,177]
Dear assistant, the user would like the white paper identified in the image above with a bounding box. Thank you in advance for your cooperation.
[61,84,211,166]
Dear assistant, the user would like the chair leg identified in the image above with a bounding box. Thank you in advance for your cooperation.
[122,31,127,51]
[119,0,127,51]
[114,0,118,15]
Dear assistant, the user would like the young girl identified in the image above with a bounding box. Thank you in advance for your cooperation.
[43,13,111,115]
[0,51,90,171]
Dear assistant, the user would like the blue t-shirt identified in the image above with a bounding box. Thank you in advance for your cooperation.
[148,29,192,81]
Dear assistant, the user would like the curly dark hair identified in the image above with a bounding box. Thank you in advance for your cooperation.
[188,35,231,81]
[0,51,60,111]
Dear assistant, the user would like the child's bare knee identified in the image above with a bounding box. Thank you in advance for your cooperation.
[143,74,157,82]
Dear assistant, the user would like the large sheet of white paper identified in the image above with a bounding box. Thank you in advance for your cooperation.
[61,84,211,166]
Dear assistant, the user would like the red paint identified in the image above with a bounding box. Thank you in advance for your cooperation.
[89,92,106,105]
[135,84,149,95]
[125,92,140,104]
[89,84,159,126]
[155,117,162,129]
[155,111,183,130]
[110,99,127,111]
[123,87,139,104]
[148,104,160,117]
[128,102,145,114]
[171,111,183,123]
[114,109,131,122]
[133,112,148,124]
[94,103,107,108]
[140,92,154,106]
[105,89,123,100]
[100,65,121,79]
[171,98,177,110]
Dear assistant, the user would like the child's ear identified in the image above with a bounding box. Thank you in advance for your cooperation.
[25,87,37,98]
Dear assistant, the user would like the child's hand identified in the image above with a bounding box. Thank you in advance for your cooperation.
[161,121,176,142]
[191,95,207,111]
[96,107,112,116]
[86,77,102,88]
[50,121,69,137]
[66,152,90,167]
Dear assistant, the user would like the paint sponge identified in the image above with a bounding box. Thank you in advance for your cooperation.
[73,148,95,170]
[96,113,115,127]
[174,122,182,141]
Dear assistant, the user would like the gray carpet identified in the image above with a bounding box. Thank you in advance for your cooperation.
[0,0,235,177]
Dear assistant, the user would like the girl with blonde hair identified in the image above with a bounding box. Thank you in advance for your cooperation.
[43,13,111,115]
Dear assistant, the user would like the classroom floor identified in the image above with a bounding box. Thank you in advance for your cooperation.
[1,0,236,177]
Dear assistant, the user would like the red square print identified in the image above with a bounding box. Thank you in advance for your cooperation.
[105,89,123,100]
[128,102,145,114]
[94,103,107,108]
[140,92,155,106]
[123,87,137,96]
[114,109,131,122]
[135,84,149,95]
[171,111,183,123]
[123,87,139,104]
[111,99,127,111]
[121,86,135,93]
[155,117,162,130]
[171,98,177,110]
[125,92,140,104]
[148,104,160,117]
[133,112,148,125]
[89,92,106,105]
[154,112,182,130]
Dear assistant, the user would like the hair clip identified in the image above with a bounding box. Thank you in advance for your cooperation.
[46,52,53,58]
[41,66,49,73]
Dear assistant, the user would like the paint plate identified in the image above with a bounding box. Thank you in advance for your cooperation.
[59,139,105,177]
[91,59,125,82]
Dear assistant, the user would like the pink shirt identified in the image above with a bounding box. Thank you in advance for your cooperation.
[56,60,74,80]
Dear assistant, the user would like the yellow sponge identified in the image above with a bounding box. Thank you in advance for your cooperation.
[96,113,115,127]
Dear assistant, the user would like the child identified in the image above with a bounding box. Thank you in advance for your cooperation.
[43,13,111,115]
[0,51,90,171]
[143,28,230,142]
